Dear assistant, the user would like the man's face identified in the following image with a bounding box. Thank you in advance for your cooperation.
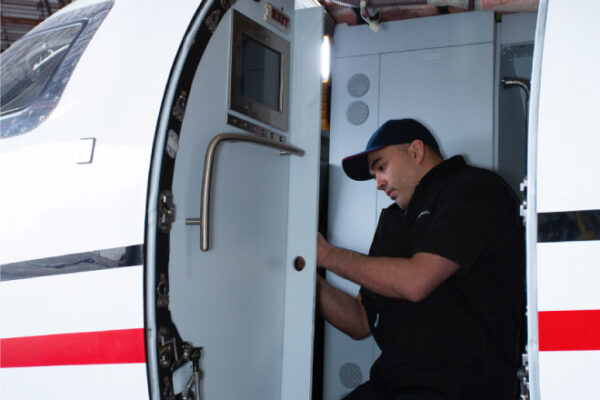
[367,144,418,209]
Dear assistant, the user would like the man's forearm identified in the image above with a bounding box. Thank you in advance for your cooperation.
[321,245,417,299]
[316,234,460,302]
[316,275,370,340]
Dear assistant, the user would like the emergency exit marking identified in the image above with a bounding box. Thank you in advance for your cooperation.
[265,3,290,33]
[270,8,289,28]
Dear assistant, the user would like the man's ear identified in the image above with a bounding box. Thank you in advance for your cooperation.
[410,140,426,164]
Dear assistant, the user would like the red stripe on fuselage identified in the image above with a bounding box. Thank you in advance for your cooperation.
[539,310,600,351]
[0,328,146,368]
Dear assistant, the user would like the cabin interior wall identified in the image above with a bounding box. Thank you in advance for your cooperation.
[498,44,532,193]
[496,13,537,194]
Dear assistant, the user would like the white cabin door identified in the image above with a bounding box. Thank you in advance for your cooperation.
[147,2,323,399]
[527,1,600,399]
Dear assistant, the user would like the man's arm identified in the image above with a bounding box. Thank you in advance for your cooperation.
[317,234,459,302]
[316,275,370,340]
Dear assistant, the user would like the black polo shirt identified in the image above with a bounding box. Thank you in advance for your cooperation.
[360,156,525,400]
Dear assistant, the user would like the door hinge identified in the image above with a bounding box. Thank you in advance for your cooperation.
[517,351,530,400]
[156,273,169,309]
[519,177,528,222]
[159,190,176,233]
[158,325,203,400]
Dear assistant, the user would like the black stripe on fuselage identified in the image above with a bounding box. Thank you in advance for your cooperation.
[538,210,600,242]
[0,244,144,281]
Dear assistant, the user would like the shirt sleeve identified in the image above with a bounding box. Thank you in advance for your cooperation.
[414,176,511,272]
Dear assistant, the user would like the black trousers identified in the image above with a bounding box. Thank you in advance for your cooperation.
[343,381,448,400]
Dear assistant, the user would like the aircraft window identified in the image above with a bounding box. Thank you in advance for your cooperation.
[1,23,83,115]
[0,0,113,139]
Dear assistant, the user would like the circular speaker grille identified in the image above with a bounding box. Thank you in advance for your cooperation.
[346,101,369,125]
[339,362,363,389]
[347,73,370,97]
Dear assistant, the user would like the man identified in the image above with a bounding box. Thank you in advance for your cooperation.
[317,119,525,400]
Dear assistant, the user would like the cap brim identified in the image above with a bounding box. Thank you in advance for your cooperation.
[341,147,382,181]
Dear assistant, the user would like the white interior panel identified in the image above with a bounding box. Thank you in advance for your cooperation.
[328,54,380,254]
[171,143,289,398]
[323,323,379,399]
[377,43,495,213]
[500,13,537,45]
[379,43,495,169]
[325,51,381,400]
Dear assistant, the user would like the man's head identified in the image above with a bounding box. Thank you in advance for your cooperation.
[342,119,443,208]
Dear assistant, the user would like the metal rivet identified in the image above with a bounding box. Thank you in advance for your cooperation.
[294,256,306,271]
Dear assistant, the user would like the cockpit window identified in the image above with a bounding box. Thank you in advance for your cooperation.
[0,0,114,139]
[1,23,84,115]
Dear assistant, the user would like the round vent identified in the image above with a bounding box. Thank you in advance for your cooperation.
[339,362,363,389]
[347,101,369,125]
[347,73,370,97]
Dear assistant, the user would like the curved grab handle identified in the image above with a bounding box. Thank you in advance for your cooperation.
[186,133,305,251]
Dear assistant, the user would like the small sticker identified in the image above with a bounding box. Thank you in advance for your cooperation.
[166,130,179,159]
[265,3,290,34]
[423,54,440,61]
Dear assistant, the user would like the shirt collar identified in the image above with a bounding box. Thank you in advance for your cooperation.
[406,155,468,214]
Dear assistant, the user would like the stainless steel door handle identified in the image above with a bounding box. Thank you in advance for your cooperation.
[186,133,305,251]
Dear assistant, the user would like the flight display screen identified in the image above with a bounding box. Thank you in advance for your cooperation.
[240,35,281,111]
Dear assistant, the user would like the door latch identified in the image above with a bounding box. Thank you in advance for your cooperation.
[158,190,176,233]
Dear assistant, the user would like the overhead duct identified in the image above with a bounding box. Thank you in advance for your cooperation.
[327,0,539,12]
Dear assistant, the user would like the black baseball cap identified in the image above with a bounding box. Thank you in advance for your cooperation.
[341,119,440,181]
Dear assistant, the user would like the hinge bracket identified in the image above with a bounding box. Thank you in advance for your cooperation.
[158,190,176,233]
[518,351,530,400]
[519,177,528,222]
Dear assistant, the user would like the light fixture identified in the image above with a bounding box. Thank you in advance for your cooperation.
[321,35,331,83]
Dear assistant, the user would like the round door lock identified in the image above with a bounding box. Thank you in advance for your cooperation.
[294,256,306,271]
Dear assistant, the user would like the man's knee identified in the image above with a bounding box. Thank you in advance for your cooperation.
[342,381,382,400]
[343,381,448,400]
